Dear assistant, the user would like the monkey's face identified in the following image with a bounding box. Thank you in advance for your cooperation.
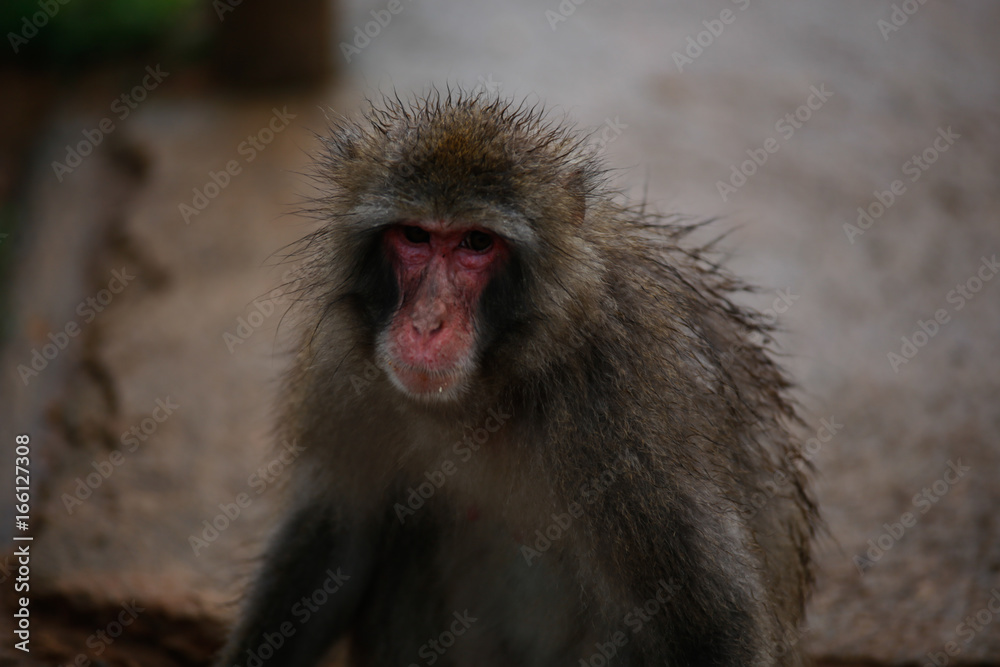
[375,219,510,402]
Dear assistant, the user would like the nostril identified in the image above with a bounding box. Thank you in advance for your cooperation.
[411,300,447,337]
[411,316,443,337]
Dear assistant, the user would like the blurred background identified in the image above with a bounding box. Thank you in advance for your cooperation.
[1,1,998,665]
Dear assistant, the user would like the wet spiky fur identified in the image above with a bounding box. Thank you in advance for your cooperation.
[218,90,817,667]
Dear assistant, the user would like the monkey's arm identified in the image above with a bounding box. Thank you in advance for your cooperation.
[214,502,378,667]
[610,476,776,666]
[562,432,777,667]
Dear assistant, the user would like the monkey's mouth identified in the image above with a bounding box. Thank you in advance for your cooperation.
[384,358,466,399]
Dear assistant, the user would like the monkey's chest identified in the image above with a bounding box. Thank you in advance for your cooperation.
[351,514,595,667]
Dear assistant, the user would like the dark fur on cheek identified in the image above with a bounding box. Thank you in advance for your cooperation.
[476,252,532,362]
[347,230,400,335]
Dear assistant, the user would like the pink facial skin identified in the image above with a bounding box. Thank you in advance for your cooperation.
[381,222,509,398]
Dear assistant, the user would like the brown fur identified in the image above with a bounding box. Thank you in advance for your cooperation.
[217,91,817,667]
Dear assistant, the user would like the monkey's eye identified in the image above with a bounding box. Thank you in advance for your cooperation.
[402,225,430,244]
[462,230,494,252]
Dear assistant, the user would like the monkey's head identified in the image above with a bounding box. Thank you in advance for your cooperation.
[308,92,609,403]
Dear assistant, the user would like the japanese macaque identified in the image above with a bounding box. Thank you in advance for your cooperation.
[214,91,816,667]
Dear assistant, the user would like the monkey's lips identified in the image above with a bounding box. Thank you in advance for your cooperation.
[385,359,465,398]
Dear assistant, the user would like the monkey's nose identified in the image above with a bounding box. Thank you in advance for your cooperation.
[411,303,446,336]
[412,319,443,336]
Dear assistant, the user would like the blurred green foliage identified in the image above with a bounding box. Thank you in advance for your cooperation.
[1,0,203,66]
